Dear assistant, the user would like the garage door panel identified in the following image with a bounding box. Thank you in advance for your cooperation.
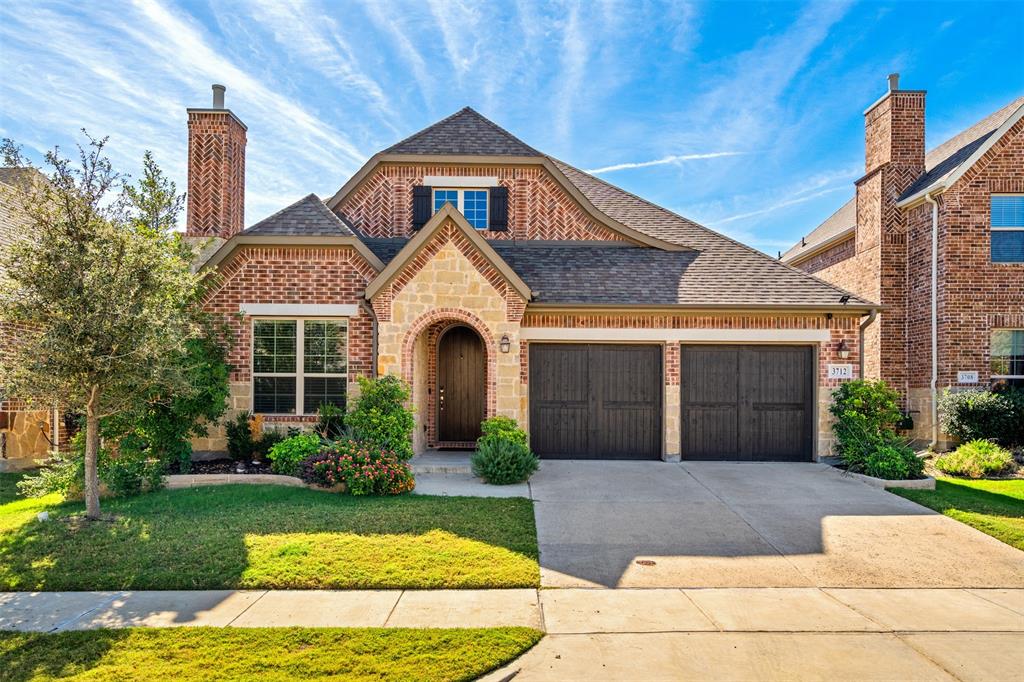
[530,344,662,460]
[682,345,814,461]
[683,406,740,459]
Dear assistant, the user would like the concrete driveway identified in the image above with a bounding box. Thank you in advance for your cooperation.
[531,461,1024,588]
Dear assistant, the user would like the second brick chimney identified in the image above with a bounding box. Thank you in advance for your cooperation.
[186,84,247,239]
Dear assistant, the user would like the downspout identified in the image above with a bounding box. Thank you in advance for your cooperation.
[924,191,940,448]
[359,298,379,378]
[859,308,877,378]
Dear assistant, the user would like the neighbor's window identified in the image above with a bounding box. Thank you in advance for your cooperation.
[433,188,488,229]
[991,195,1024,263]
[991,329,1024,389]
[253,319,347,414]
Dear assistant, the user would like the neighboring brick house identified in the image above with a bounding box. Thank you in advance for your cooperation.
[783,74,1024,447]
[190,86,876,462]
[0,168,61,470]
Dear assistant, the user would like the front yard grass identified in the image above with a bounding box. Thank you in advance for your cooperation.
[0,626,543,682]
[893,478,1024,551]
[0,479,539,591]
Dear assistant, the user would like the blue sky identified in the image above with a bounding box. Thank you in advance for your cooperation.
[1,1,1022,254]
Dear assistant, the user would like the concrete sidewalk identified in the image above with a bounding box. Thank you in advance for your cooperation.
[3,587,1021,633]
[4,588,1021,680]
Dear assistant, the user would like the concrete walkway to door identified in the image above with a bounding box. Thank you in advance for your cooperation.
[532,461,1024,588]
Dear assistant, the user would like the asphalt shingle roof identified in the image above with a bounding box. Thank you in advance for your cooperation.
[785,96,1024,262]
[364,236,869,307]
[383,107,541,157]
[242,194,355,236]
[549,161,871,306]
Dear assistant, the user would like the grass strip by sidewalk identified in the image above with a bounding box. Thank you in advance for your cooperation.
[0,475,539,591]
[893,478,1024,551]
[0,627,543,682]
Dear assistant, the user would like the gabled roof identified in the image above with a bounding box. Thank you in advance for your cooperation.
[364,203,532,302]
[242,193,356,236]
[383,107,541,156]
[784,95,1024,263]
[898,96,1024,204]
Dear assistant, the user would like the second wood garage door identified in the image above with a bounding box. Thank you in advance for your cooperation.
[681,345,814,461]
[529,344,662,459]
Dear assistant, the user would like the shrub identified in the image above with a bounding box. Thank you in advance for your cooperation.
[316,402,346,440]
[18,434,164,499]
[225,411,257,461]
[478,416,528,448]
[935,440,1015,478]
[830,380,904,471]
[302,439,414,495]
[864,443,924,480]
[939,388,1023,446]
[346,375,415,461]
[472,435,539,486]
[267,433,322,477]
[225,411,294,461]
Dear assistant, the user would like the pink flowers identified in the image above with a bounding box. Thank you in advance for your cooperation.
[307,439,413,495]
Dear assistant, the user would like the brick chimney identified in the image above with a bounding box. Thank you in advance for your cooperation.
[863,73,926,176]
[853,74,927,397]
[186,84,247,238]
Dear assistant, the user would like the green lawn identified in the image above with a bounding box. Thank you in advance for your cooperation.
[893,478,1024,551]
[0,627,543,682]
[0,475,539,591]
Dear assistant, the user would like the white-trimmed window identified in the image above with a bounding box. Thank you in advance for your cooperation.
[433,188,489,229]
[991,329,1024,389]
[252,319,348,415]
[991,195,1024,263]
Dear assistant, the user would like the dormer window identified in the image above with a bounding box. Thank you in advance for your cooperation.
[433,188,488,229]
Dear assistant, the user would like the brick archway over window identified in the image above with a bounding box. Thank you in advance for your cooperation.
[401,309,498,446]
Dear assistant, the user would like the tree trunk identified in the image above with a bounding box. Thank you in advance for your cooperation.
[84,386,101,520]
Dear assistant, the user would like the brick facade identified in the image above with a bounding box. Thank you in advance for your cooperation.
[186,110,247,239]
[337,163,627,241]
[793,87,1023,444]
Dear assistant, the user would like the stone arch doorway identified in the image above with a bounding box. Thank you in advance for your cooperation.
[436,325,486,444]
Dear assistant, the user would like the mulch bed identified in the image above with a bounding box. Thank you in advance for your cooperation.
[172,459,274,475]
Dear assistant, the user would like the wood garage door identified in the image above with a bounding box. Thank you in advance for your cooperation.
[681,345,814,461]
[529,344,662,459]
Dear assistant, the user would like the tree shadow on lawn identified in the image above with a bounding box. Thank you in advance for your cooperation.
[0,630,130,682]
[0,485,540,591]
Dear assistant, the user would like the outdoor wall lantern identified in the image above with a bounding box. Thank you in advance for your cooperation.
[837,339,851,360]
[499,334,511,354]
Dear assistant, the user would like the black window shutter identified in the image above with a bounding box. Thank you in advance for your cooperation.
[489,186,509,231]
[411,185,431,231]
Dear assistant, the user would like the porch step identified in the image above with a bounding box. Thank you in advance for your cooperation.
[410,452,474,475]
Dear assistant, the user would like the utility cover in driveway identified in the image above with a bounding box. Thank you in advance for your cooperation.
[681,345,814,461]
[529,344,662,459]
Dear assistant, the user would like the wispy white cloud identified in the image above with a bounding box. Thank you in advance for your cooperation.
[246,0,394,120]
[712,185,847,226]
[427,0,482,81]
[586,152,745,174]
[554,1,589,142]
[359,0,434,108]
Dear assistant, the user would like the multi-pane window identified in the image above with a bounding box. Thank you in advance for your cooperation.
[991,329,1024,389]
[991,195,1024,263]
[252,319,347,414]
[432,188,489,229]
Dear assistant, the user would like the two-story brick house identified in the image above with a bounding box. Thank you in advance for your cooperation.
[189,86,878,462]
[783,75,1024,447]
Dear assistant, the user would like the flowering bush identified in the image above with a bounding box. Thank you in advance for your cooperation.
[301,439,414,495]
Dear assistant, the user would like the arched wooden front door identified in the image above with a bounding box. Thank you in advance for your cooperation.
[437,325,485,443]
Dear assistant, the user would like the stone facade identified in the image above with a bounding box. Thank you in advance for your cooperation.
[791,87,1024,445]
[186,109,247,239]
[337,163,627,241]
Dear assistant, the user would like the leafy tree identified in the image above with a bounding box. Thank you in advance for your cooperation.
[0,133,208,519]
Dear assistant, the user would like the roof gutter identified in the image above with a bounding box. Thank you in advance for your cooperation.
[524,302,879,314]
[859,308,877,380]
[924,191,940,449]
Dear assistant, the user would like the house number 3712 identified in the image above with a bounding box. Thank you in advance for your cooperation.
[828,364,854,380]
